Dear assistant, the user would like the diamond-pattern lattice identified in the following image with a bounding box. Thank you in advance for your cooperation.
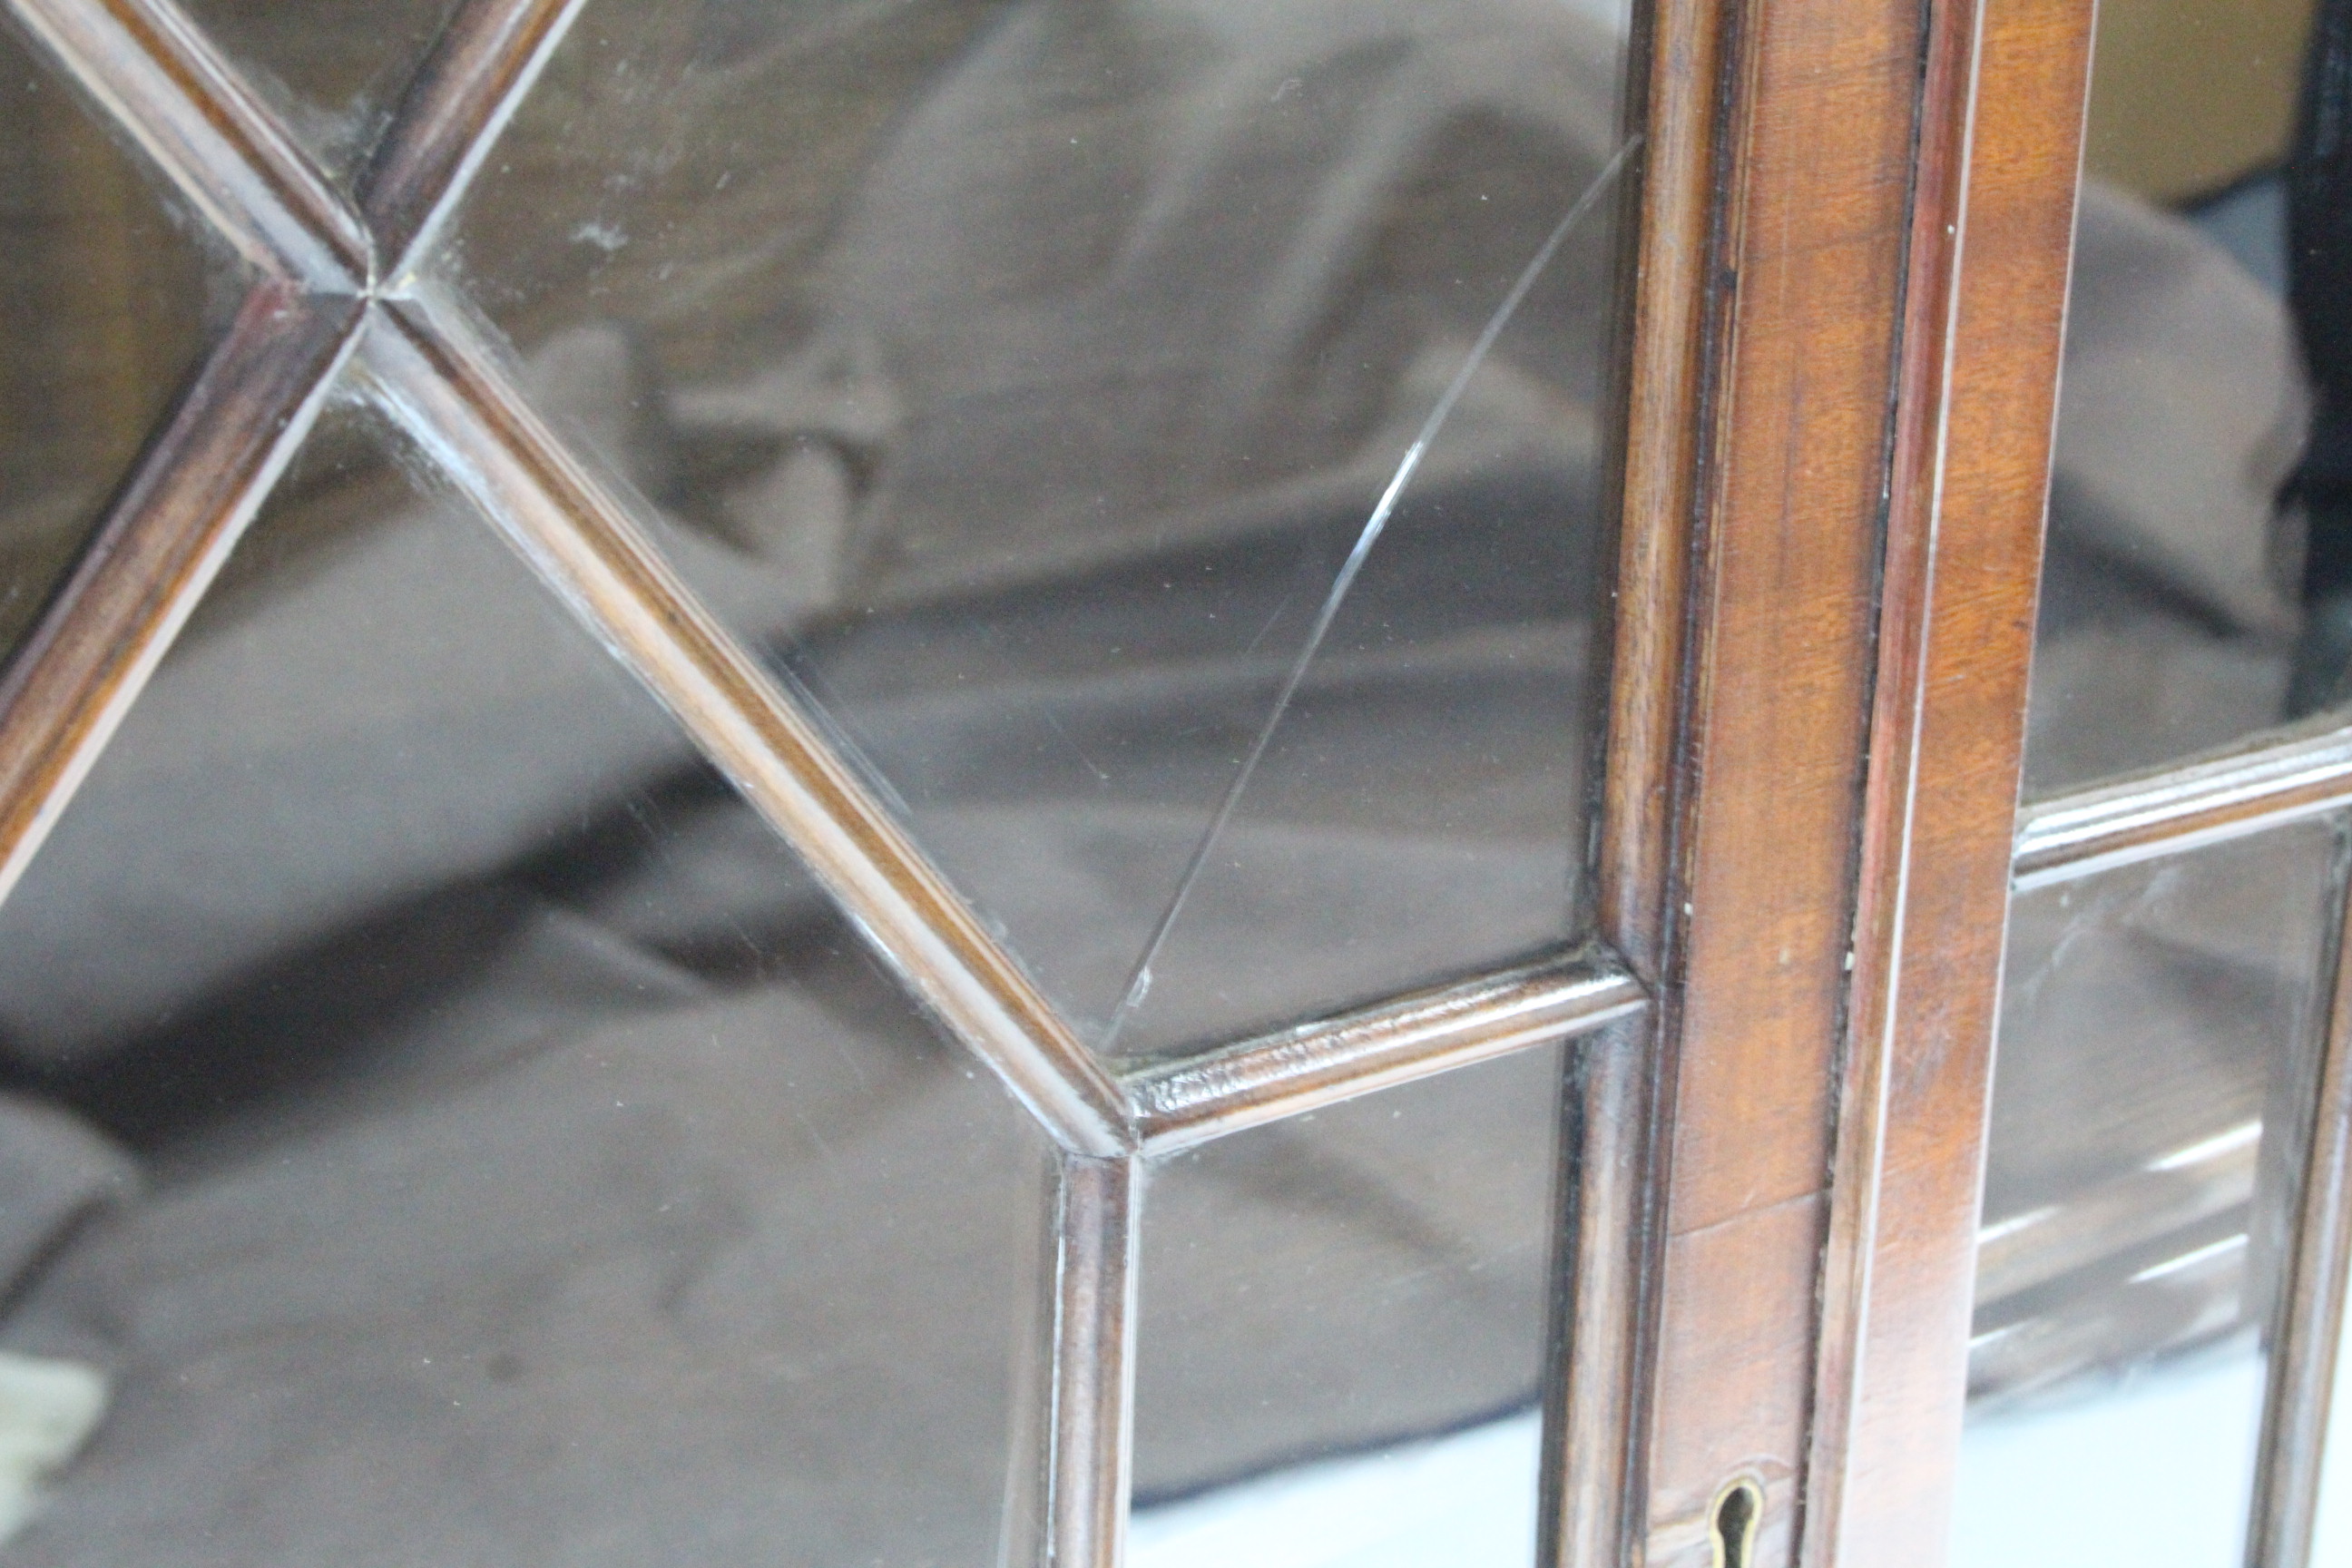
[0,3,1649,1563]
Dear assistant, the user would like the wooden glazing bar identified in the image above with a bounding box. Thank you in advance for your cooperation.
[1539,1018,1654,1568]
[0,282,361,909]
[1595,0,1720,986]
[2014,715,2352,890]
[1570,0,1735,1547]
[2247,843,2352,1568]
[1042,1154,1138,1568]
[361,0,588,282]
[355,290,1133,1158]
[3,0,367,289]
[1122,949,1648,1158]
[1803,0,2093,1555]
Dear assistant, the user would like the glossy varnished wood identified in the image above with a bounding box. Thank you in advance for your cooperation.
[359,0,586,279]
[1596,0,1721,985]
[0,0,2126,1561]
[1542,1017,1654,1568]
[6,0,368,288]
[1557,0,1744,1547]
[1627,0,1927,1549]
[358,291,1137,1159]
[2014,711,2352,888]
[1806,0,2093,1557]
[1127,950,1645,1158]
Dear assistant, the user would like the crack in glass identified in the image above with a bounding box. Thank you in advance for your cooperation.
[0,2,1650,1560]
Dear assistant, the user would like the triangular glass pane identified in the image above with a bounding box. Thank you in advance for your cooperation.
[0,24,223,665]
[435,0,1633,1053]
[172,0,466,185]
[0,405,1050,1563]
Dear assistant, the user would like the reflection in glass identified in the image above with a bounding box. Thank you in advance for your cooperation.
[0,24,216,665]
[1993,4,2352,1559]
[1132,1043,1562,1558]
[2082,0,2311,206]
[1955,823,2342,1565]
[446,0,1632,1052]
[172,0,465,184]
[2024,0,2317,791]
[0,412,1050,1564]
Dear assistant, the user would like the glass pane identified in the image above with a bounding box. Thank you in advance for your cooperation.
[0,408,1049,1563]
[0,25,219,666]
[174,0,466,184]
[1954,822,2341,1565]
[2311,1298,2352,1561]
[1132,1042,1562,1563]
[441,0,1633,1054]
[2024,0,2317,791]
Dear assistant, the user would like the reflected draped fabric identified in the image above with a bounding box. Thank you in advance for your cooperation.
[0,0,2313,1559]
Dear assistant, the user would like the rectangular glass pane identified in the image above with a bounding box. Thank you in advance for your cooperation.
[1132,1042,1563,1566]
[0,410,1052,1563]
[1955,822,2342,1566]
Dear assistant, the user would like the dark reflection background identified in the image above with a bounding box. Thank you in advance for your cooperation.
[0,411,1057,1566]
[437,0,1629,1054]
[0,0,1626,1559]
[0,0,2338,1556]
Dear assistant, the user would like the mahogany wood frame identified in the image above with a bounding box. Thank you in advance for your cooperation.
[1604,0,2094,1564]
[0,0,2219,1564]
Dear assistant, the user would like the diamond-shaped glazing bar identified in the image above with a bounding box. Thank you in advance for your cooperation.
[0,282,363,906]
[357,287,1137,1157]
[1124,948,1647,1157]
[359,0,584,282]
[0,4,1657,1560]
[0,0,1653,1160]
[3,0,1140,1159]
[1043,1154,1139,1568]
[0,0,557,912]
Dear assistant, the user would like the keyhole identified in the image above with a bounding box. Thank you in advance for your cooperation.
[1710,1476,1761,1568]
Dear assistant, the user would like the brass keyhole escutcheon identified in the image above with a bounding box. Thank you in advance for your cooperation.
[1709,1475,1762,1568]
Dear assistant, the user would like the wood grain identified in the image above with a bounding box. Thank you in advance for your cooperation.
[1645,1194,1826,1568]
[1574,0,1739,1544]
[1597,0,1722,986]
[1613,0,1936,1547]
[1804,0,2092,1560]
